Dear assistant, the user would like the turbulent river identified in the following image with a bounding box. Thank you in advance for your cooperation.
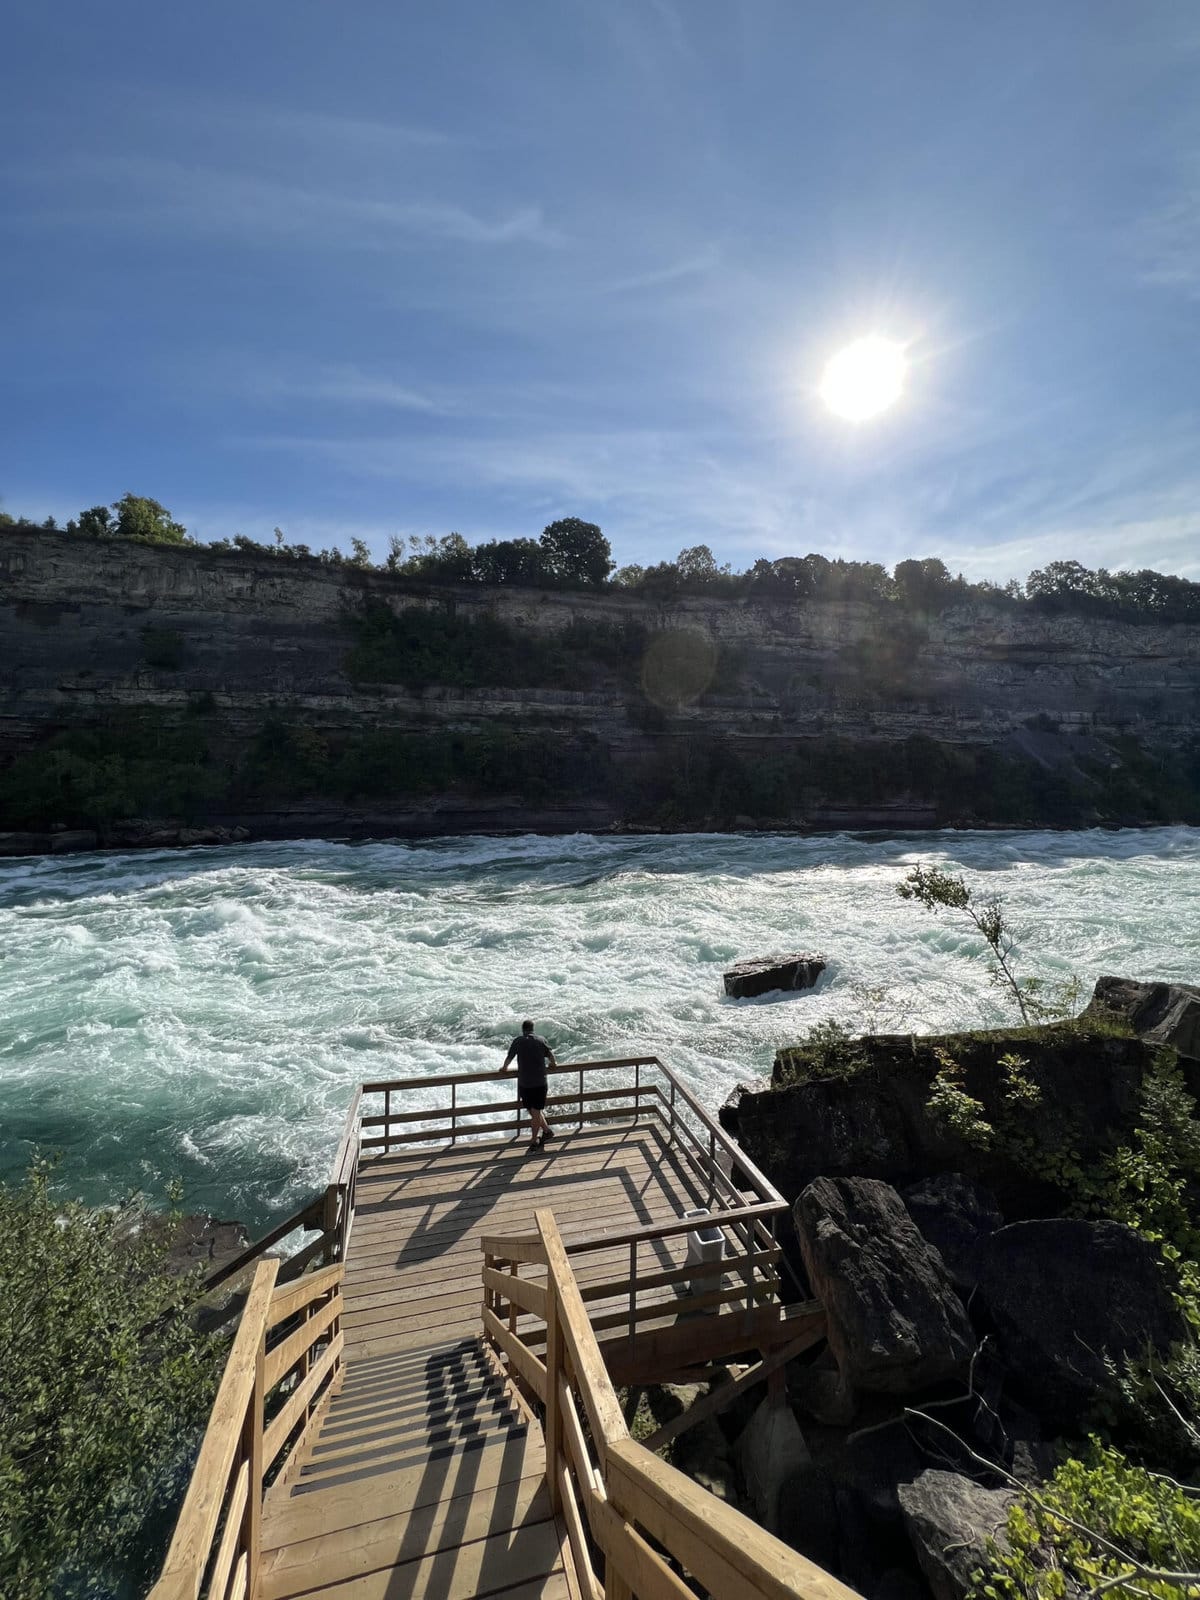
[1,828,1197,1229]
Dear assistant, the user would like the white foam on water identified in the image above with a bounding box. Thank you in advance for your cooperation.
[1,828,1197,1227]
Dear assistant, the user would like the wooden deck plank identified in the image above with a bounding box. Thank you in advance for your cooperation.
[263,1430,542,1547]
[261,1474,552,1597]
[265,1520,566,1600]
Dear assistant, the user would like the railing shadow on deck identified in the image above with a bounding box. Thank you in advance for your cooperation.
[481,1207,858,1600]
[204,1054,800,1334]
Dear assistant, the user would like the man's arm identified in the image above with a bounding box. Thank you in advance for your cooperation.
[501,1040,516,1071]
[545,1044,558,1070]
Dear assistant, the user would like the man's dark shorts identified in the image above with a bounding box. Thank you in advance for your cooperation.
[519,1083,548,1112]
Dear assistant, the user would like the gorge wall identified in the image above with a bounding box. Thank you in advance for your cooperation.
[2,527,1199,840]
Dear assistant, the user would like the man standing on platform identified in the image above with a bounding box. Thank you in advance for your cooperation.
[501,1019,557,1151]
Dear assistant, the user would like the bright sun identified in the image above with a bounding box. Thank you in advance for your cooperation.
[819,336,906,421]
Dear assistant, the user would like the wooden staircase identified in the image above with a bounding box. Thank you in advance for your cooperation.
[259,1337,571,1600]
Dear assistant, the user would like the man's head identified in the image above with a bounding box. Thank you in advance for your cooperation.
[521,1019,534,1035]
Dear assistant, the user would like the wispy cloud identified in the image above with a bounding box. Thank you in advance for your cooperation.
[16,156,562,249]
[602,245,720,295]
[251,364,447,415]
[1137,170,1200,298]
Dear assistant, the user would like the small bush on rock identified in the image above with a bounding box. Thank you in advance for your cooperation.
[776,1020,867,1084]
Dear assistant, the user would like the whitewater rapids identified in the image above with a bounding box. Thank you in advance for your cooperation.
[1,828,1196,1227]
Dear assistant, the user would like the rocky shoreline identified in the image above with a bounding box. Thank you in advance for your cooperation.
[0,806,1187,860]
[655,976,1200,1599]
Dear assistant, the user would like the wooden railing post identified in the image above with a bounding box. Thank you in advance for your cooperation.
[544,1277,562,1514]
[384,1089,391,1155]
[508,1260,519,1347]
[321,1183,339,1264]
[627,1240,638,1352]
[245,1324,265,1600]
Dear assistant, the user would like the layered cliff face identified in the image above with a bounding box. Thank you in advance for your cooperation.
[2,527,1198,837]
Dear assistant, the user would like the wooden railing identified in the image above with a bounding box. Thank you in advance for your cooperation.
[482,1209,856,1600]
[355,1054,794,1332]
[200,1091,362,1325]
[151,1260,344,1600]
[356,1054,784,1210]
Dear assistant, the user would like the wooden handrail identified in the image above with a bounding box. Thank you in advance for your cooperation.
[481,1210,859,1600]
[480,1197,784,1264]
[360,1056,659,1094]
[202,1196,325,1297]
[151,1261,345,1600]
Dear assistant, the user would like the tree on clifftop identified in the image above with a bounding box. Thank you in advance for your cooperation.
[539,517,613,587]
[66,494,188,546]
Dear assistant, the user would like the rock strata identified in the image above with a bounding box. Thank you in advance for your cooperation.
[723,953,826,999]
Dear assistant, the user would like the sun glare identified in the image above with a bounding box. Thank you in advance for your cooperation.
[819,336,906,421]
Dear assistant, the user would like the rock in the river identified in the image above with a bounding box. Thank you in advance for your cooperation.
[0,830,54,855]
[902,1174,1003,1293]
[976,1218,1186,1429]
[898,1470,1015,1600]
[723,953,826,999]
[1085,975,1200,1061]
[795,1177,974,1395]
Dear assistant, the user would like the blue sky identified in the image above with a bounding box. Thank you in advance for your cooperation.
[3,2,1199,580]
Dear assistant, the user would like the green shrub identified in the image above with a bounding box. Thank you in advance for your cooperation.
[0,1162,222,1599]
[977,1441,1200,1600]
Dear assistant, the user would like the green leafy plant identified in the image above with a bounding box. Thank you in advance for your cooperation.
[926,1046,995,1149]
[976,1440,1200,1600]
[0,1160,223,1599]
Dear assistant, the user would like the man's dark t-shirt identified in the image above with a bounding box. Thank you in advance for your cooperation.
[508,1034,551,1088]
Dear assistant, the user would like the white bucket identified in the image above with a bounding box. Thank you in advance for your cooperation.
[683,1207,725,1296]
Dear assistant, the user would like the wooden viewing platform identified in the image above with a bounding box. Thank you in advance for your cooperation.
[152,1057,852,1600]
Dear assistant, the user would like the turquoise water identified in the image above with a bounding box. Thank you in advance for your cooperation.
[1,828,1197,1229]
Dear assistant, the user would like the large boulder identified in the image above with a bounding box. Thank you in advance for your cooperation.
[723,953,826,999]
[898,1470,1015,1600]
[975,1219,1186,1429]
[795,1177,974,1396]
[739,1399,811,1533]
[717,1076,772,1137]
[1085,975,1200,1062]
[735,1026,1158,1216]
[902,1174,1003,1293]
